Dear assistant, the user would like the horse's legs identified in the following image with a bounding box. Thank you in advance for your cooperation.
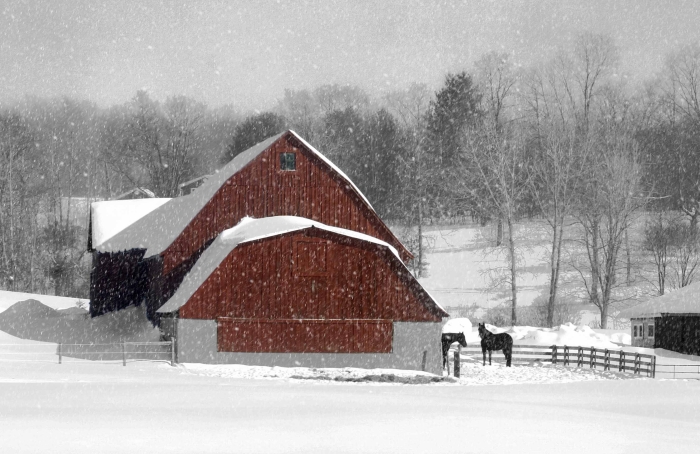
[442,341,449,369]
[482,348,486,366]
[504,346,512,367]
[488,350,492,365]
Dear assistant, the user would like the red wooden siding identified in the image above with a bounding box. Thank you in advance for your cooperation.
[178,229,442,323]
[161,132,411,274]
[217,318,393,353]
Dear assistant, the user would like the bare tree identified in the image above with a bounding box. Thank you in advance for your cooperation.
[529,126,588,327]
[0,112,36,291]
[462,122,530,325]
[475,51,518,127]
[385,84,434,276]
[475,52,520,246]
[573,129,644,328]
[103,91,205,197]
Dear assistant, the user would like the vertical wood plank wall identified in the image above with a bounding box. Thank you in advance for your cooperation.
[161,133,411,275]
[178,229,441,324]
[217,318,393,353]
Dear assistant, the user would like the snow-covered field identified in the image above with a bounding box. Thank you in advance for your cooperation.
[1,324,699,453]
[2,297,700,452]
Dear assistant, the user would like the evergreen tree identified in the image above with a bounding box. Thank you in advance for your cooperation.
[222,112,286,164]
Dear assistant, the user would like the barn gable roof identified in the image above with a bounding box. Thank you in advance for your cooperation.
[618,282,700,318]
[94,131,384,257]
[90,198,171,249]
[156,216,444,316]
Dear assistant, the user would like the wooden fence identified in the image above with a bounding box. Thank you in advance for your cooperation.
[653,364,700,379]
[57,340,176,366]
[453,344,656,378]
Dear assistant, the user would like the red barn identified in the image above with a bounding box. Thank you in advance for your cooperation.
[89,131,446,373]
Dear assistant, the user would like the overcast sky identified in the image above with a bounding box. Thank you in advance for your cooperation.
[1,0,699,112]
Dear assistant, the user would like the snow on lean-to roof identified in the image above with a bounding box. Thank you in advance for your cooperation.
[618,281,700,318]
[91,198,171,248]
[95,131,375,256]
[156,216,435,314]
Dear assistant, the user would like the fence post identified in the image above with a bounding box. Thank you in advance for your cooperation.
[577,347,583,368]
[634,353,640,375]
[551,345,557,365]
[564,346,569,366]
[590,347,595,369]
[58,342,62,364]
[122,342,126,366]
[604,349,610,371]
[421,350,427,372]
[171,337,176,367]
[619,350,624,372]
[651,356,656,379]
[454,351,460,378]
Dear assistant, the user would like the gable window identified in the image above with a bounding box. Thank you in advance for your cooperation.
[633,326,638,338]
[648,324,654,338]
[280,152,296,171]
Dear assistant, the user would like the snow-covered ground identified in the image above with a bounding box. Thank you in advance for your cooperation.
[1,326,699,453]
[1,290,700,451]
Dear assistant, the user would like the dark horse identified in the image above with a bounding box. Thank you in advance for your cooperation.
[478,323,513,367]
[441,332,467,369]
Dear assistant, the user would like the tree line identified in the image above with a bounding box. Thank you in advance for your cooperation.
[1,32,699,328]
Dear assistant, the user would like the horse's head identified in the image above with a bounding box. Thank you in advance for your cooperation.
[478,323,487,339]
[456,332,467,347]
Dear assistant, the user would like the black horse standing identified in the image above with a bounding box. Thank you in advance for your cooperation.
[441,332,467,369]
[478,323,513,367]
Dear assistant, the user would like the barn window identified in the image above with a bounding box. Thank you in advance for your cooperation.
[648,324,654,338]
[280,152,296,171]
[633,326,638,337]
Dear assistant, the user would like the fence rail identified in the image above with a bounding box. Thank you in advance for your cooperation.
[654,364,700,379]
[454,344,656,378]
[0,339,176,366]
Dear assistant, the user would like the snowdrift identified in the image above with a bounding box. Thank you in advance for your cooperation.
[0,289,87,313]
[459,321,631,349]
[0,299,160,344]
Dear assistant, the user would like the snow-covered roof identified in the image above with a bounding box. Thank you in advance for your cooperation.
[95,131,375,256]
[289,131,373,210]
[91,198,171,249]
[157,216,438,314]
[442,318,472,334]
[115,187,156,200]
[618,282,700,319]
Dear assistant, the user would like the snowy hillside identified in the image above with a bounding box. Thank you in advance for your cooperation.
[414,220,654,326]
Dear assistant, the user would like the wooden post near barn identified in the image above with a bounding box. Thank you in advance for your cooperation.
[634,353,640,375]
[421,350,427,372]
[171,337,176,366]
[453,350,460,378]
[58,343,62,364]
[551,345,558,364]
